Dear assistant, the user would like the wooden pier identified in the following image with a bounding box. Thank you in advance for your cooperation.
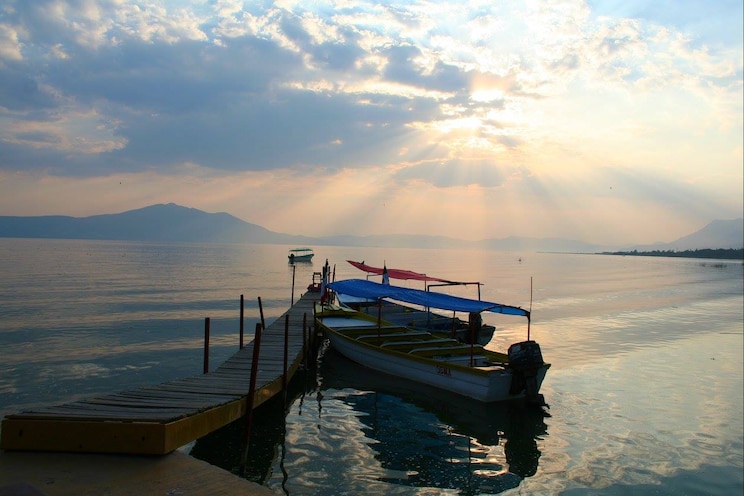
[0,291,321,455]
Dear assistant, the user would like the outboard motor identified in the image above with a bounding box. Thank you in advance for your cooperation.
[508,340,548,407]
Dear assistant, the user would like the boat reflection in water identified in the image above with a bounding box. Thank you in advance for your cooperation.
[190,341,549,494]
[315,344,549,494]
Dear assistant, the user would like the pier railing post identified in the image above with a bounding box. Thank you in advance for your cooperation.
[203,317,210,374]
[258,296,266,332]
[241,321,264,469]
[283,314,289,402]
[239,294,244,349]
[291,264,296,305]
[302,312,308,366]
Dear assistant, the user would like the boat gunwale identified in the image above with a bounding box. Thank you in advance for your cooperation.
[315,313,507,377]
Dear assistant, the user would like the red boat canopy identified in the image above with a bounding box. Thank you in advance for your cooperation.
[347,260,453,283]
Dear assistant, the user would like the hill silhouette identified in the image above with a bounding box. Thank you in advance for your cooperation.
[0,203,299,244]
[0,203,741,253]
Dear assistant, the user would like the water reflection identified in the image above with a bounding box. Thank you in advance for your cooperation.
[317,346,548,494]
[189,373,311,485]
[191,343,549,495]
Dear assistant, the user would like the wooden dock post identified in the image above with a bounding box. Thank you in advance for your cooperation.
[240,322,264,474]
[239,294,244,349]
[258,297,266,332]
[283,315,290,402]
[291,264,296,305]
[302,312,310,366]
[203,317,210,374]
[303,317,308,366]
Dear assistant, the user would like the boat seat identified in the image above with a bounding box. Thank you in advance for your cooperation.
[356,331,432,341]
[333,325,404,333]
[379,338,455,348]
[408,344,476,355]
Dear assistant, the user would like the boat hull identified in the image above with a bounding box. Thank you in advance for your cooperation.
[288,248,314,263]
[317,312,549,403]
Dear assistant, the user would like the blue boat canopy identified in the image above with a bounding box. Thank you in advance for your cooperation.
[327,279,529,318]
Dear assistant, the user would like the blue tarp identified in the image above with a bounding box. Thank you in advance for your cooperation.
[327,279,529,318]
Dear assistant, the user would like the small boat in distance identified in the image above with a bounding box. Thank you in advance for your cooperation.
[315,278,550,405]
[288,247,314,263]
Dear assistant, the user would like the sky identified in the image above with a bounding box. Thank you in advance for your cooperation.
[0,0,742,245]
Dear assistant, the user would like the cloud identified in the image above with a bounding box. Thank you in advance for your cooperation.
[393,159,515,188]
[0,0,741,244]
[0,23,23,63]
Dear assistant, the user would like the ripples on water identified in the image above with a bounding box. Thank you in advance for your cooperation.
[1,239,742,495]
[190,343,551,495]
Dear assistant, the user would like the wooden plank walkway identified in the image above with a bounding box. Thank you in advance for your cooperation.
[0,291,321,455]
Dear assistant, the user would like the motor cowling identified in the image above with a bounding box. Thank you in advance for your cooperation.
[508,340,547,407]
[508,340,544,368]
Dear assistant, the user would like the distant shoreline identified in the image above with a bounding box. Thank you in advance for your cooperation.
[599,248,743,260]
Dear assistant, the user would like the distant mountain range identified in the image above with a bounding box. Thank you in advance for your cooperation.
[628,218,743,252]
[0,203,741,252]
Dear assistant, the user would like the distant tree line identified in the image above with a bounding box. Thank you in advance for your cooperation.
[601,248,743,260]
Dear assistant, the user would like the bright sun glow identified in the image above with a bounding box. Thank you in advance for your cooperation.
[0,1,740,245]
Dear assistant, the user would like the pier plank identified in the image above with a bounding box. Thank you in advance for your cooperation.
[1,291,321,454]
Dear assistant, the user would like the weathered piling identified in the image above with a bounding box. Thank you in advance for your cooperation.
[242,321,264,461]
[283,315,290,394]
[239,294,245,349]
[203,317,210,374]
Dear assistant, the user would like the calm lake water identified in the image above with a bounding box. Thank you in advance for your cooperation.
[1,238,742,495]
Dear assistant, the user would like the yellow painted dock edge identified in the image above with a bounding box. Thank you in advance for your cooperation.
[0,360,301,455]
